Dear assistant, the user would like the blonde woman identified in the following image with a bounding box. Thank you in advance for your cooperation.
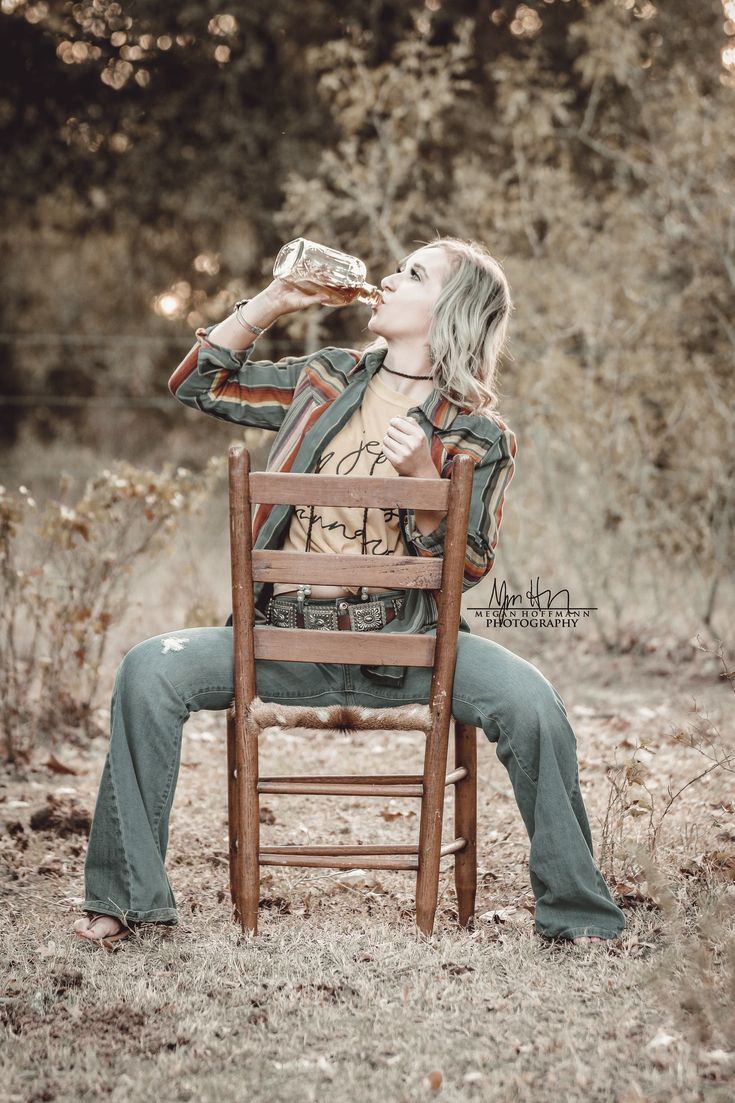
[73,237,624,948]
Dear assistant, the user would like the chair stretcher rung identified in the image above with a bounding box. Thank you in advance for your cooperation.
[440,837,467,856]
[258,774,424,797]
[259,851,419,870]
[261,774,424,785]
[257,771,465,797]
[259,784,423,797]
[262,844,419,856]
[255,838,468,870]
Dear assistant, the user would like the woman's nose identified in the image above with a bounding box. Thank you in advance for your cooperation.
[381,273,398,292]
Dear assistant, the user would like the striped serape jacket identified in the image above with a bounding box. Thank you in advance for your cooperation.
[169,326,518,687]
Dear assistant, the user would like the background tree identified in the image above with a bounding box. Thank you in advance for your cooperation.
[1,0,733,640]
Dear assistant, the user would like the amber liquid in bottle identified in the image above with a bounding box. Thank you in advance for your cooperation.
[273,238,382,306]
[317,283,382,306]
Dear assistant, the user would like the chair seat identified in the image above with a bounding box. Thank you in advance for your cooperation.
[246,696,433,734]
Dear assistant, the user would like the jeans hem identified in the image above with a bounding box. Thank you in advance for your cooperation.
[537,924,623,942]
[82,900,179,925]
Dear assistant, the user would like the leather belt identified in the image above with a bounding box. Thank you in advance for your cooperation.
[266,593,405,632]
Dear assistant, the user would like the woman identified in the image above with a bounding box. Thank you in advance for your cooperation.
[74,236,625,947]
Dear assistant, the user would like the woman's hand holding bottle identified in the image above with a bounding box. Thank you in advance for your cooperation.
[206,280,335,351]
[207,237,379,350]
[261,276,348,314]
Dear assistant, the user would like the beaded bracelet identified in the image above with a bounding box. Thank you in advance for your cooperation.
[234,298,269,337]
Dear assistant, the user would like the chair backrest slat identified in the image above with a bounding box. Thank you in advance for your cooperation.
[253,627,435,666]
[252,551,443,589]
[250,472,449,510]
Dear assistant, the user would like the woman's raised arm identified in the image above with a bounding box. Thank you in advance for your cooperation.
[168,277,352,431]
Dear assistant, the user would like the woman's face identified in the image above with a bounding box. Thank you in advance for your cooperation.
[367,245,452,343]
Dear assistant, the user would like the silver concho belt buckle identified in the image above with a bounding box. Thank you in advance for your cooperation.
[268,599,297,629]
[348,599,386,632]
[303,604,339,631]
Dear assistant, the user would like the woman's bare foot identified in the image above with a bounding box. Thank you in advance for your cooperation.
[73,913,131,946]
[572,936,603,944]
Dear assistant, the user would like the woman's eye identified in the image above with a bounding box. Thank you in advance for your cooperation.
[410,266,420,280]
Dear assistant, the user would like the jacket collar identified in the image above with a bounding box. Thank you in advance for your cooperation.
[350,345,471,430]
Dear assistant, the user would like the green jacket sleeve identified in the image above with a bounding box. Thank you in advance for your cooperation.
[170,323,319,432]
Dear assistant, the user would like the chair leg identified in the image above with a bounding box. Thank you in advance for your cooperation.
[415,718,452,937]
[226,708,240,922]
[415,841,441,936]
[235,704,260,935]
[454,721,477,928]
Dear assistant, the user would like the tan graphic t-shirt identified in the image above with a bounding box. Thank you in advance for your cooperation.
[272,371,418,597]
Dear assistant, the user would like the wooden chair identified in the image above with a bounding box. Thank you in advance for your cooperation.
[226,444,478,936]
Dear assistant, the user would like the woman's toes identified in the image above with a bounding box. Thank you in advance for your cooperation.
[74,914,126,941]
[572,935,603,944]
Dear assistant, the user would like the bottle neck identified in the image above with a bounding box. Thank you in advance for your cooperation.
[356,282,382,306]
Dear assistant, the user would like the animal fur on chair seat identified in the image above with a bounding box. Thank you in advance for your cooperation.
[246,697,433,734]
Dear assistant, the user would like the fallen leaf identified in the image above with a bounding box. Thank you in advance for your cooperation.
[379,807,416,821]
[441,962,475,976]
[334,868,387,893]
[44,754,78,776]
[421,1069,443,1093]
[30,795,90,836]
[680,851,735,881]
[646,1030,678,1068]
[316,1056,335,1080]
[478,906,518,924]
[613,881,658,909]
[697,1048,735,1080]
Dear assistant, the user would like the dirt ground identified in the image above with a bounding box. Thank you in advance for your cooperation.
[1,627,734,1103]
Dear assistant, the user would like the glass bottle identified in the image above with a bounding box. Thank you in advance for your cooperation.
[272,237,382,306]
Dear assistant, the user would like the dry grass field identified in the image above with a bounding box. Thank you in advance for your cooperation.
[2,623,734,1103]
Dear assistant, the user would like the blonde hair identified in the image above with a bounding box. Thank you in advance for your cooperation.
[364,235,512,414]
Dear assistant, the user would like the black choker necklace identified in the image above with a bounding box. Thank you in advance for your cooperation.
[381,365,434,380]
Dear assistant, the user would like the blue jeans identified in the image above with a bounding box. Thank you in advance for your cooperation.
[82,620,625,941]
